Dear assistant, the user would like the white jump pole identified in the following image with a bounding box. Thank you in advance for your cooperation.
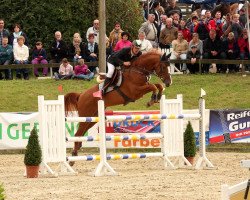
[195,89,214,169]
[93,100,116,176]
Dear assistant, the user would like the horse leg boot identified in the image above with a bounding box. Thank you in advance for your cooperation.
[101,77,112,96]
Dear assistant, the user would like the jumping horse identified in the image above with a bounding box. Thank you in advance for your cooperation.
[64,51,172,165]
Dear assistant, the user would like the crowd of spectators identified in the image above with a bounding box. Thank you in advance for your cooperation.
[0,0,249,81]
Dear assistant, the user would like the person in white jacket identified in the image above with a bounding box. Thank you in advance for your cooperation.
[13,36,29,80]
[138,31,153,54]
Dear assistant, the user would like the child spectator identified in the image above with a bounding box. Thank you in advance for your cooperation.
[72,59,94,81]
[186,45,201,74]
[54,58,73,80]
[32,41,48,77]
[13,36,29,80]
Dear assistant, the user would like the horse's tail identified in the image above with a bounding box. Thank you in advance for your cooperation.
[64,92,80,116]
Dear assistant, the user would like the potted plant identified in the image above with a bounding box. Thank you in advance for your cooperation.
[184,121,197,165]
[24,127,42,178]
[0,183,6,200]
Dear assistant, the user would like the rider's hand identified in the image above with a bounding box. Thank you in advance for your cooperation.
[123,62,131,66]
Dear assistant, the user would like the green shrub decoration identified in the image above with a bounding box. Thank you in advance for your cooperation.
[184,121,197,157]
[24,127,42,166]
[0,183,6,200]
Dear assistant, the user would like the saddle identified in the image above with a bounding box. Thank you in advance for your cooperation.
[98,68,122,94]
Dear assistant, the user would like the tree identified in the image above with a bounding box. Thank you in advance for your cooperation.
[184,121,197,158]
[0,1,143,53]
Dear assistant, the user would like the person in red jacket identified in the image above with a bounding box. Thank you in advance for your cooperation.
[238,29,249,71]
[179,20,191,42]
[209,11,223,39]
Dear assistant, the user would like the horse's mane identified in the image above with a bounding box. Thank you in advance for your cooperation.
[132,51,161,67]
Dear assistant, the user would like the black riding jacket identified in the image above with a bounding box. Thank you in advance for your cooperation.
[107,47,142,67]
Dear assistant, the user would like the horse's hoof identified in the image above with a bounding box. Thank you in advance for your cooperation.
[146,102,153,107]
[69,151,78,166]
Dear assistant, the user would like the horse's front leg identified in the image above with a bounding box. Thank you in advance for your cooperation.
[154,83,165,102]
[137,84,158,107]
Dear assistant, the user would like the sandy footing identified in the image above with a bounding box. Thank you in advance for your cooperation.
[0,152,249,200]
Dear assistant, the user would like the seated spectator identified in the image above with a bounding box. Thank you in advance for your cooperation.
[203,29,226,73]
[68,33,86,62]
[222,32,240,72]
[186,45,201,74]
[0,19,10,45]
[109,22,123,52]
[13,36,29,80]
[189,16,199,36]
[114,31,132,52]
[32,41,48,77]
[179,20,191,42]
[188,33,203,55]
[0,37,13,80]
[54,58,73,80]
[85,33,98,72]
[9,23,29,47]
[138,31,152,54]
[72,59,94,81]
[50,31,68,72]
[170,31,188,72]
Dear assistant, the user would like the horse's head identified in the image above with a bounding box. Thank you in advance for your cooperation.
[131,51,172,87]
[156,52,172,87]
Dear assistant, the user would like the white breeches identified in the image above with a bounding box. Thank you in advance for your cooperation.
[106,62,115,78]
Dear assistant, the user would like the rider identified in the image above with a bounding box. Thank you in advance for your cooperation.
[101,40,143,95]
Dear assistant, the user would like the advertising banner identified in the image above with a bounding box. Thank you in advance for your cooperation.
[209,109,250,144]
[0,110,210,150]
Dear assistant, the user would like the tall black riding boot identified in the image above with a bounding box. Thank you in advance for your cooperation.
[101,78,112,96]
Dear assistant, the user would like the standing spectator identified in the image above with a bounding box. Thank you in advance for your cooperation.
[49,31,68,72]
[165,0,182,19]
[114,32,132,52]
[188,33,203,55]
[171,11,180,28]
[179,20,191,42]
[32,41,48,77]
[85,33,98,72]
[221,13,232,41]
[13,36,29,80]
[72,59,94,81]
[194,17,210,41]
[152,1,161,26]
[0,37,12,80]
[68,34,86,62]
[186,45,201,74]
[54,58,73,80]
[239,8,247,27]
[159,18,178,49]
[203,29,226,73]
[138,31,153,54]
[230,14,243,41]
[222,32,240,72]
[109,22,123,52]
[139,14,158,48]
[209,11,224,39]
[86,19,100,44]
[9,23,29,47]
[238,29,249,70]
[204,10,213,24]
[0,19,10,45]
[170,31,188,72]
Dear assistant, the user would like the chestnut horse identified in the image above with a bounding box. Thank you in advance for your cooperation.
[64,52,172,165]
